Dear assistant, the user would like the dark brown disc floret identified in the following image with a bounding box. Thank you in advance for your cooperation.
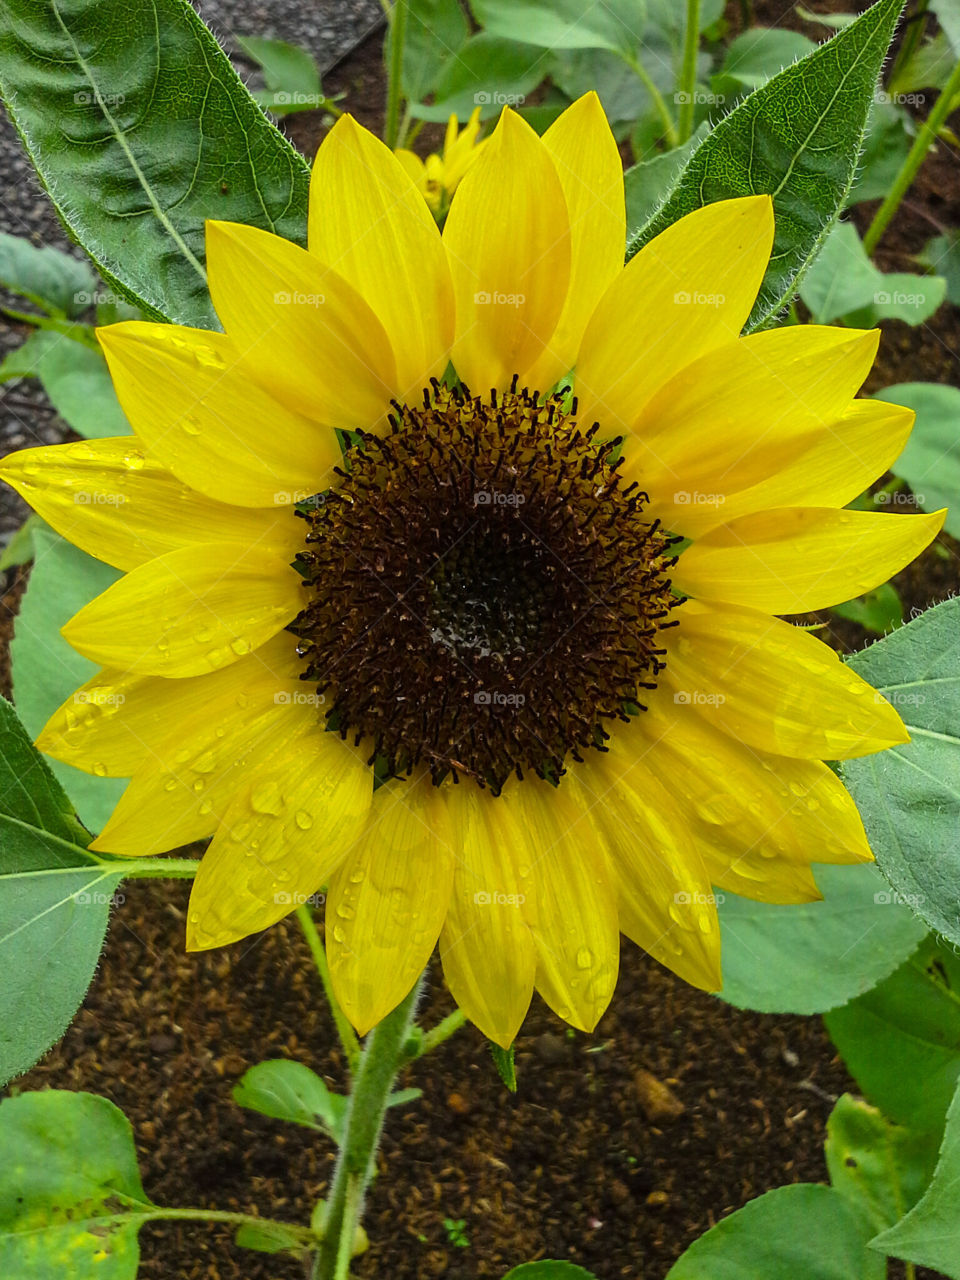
[293,379,677,792]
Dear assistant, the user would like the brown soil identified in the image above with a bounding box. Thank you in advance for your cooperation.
[3,3,959,1279]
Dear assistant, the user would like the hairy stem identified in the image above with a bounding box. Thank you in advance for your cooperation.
[296,904,361,1074]
[311,980,422,1279]
[864,56,960,256]
[623,52,678,149]
[384,0,407,150]
[677,0,702,143]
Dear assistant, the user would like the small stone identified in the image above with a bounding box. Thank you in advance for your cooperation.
[148,1033,176,1055]
[782,1047,800,1068]
[533,1032,573,1065]
[646,1190,669,1208]
[633,1069,684,1121]
[446,1091,471,1115]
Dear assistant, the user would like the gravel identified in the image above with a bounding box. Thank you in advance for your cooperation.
[0,0,382,540]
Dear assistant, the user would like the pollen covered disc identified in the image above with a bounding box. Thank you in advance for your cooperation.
[294,381,676,792]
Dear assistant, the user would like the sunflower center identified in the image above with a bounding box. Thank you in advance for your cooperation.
[293,380,677,792]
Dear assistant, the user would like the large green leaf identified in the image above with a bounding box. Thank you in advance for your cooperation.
[408,33,548,122]
[624,125,708,238]
[0,0,310,328]
[825,1094,940,1232]
[842,598,960,946]
[825,936,960,1132]
[3,330,131,439]
[0,698,119,1088]
[799,222,945,325]
[877,382,960,538]
[0,1090,154,1277]
[665,1184,884,1279]
[394,0,470,104]
[503,1266,597,1279]
[469,0,646,54]
[717,862,926,1015]
[628,0,906,329]
[11,525,125,833]
[870,1075,960,1278]
[236,36,325,116]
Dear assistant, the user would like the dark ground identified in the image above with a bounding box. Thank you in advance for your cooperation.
[2,1,959,1277]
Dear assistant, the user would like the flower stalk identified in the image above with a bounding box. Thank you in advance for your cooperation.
[311,979,422,1280]
[677,0,702,144]
[384,0,408,151]
[297,904,362,1074]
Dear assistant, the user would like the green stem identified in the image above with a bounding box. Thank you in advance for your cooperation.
[415,1008,467,1057]
[738,0,752,30]
[677,0,701,144]
[383,0,408,150]
[147,1207,314,1241]
[296,904,362,1074]
[623,52,678,149]
[863,56,960,256]
[312,980,422,1279]
[888,0,930,91]
[101,856,200,879]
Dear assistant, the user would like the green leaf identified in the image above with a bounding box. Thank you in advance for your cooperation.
[825,936,960,1132]
[718,28,818,93]
[503,1265,598,1279]
[11,525,126,834]
[236,35,324,115]
[232,1059,348,1141]
[0,694,120,1087]
[0,232,95,317]
[842,597,960,947]
[889,30,955,94]
[490,1041,517,1092]
[624,124,708,238]
[665,1183,884,1279]
[831,582,903,636]
[409,33,548,122]
[931,0,960,57]
[628,0,907,329]
[0,0,311,328]
[870,1076,960,1278]
[394,0,470,104]
[14,334,131,439]
[0,329,63,382]
[235,1220,310,1256]
[877,382,960,538]
[918,230,960,306]
[825,1094,940,1232]
[0,514,44,572]
[796,6,858,30]
[717,863,927,1015]
[468,0,646,54]
[0,1090,154,1277]
[799,221,945,325]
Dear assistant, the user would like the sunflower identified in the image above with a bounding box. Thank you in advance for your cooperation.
[1,94,942,1048]
[394,106,485,215]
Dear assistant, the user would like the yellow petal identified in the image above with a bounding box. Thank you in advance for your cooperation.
[438,784,537,1047]
[442,108,571,393]
[90,662,318,856]
[62,541,304,677]
[205,220,397,426]
[566,746,722,992]
[634,699,872,903]
[575,195,774,435]
[628,327,880,530]
[98,322,341,508]
[676,398,915,536]
[515,776,619,1032]
[40,630,303,779]
[524,93,625,391]
[658,599,909,759]
[308,114,454,398]
[0,438,300,570]
[187,728,373,950]
[327,773,454,1035]
[394,148,427,192]
[674,506,944,613]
